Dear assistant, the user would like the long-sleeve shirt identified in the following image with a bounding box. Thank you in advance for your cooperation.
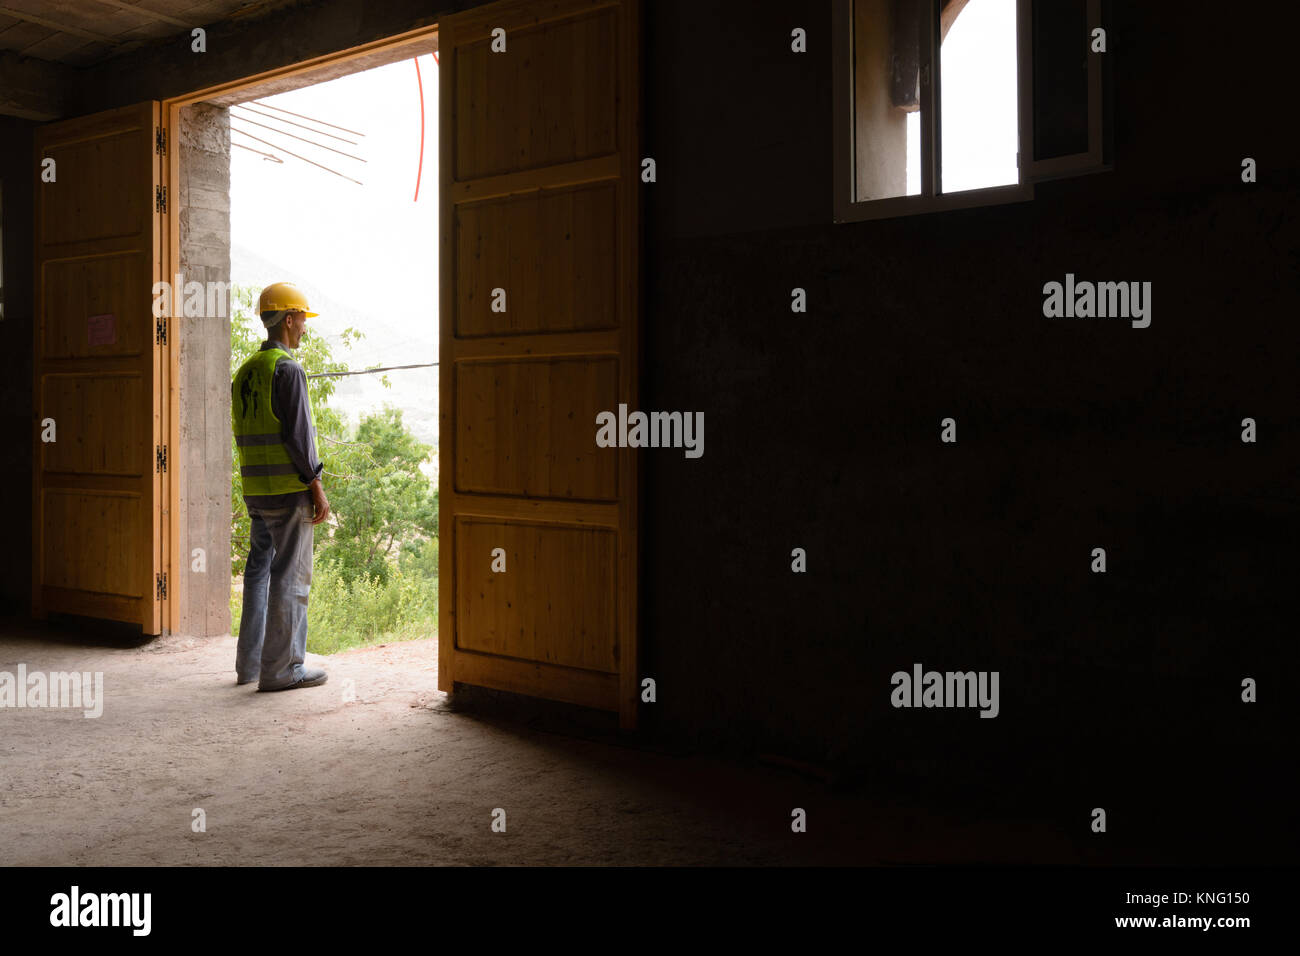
[237,338,323,509]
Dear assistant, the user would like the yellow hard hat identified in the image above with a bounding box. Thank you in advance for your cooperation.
[258,281,318,318]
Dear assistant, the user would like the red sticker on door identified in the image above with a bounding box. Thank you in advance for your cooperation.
[88,313,116,346]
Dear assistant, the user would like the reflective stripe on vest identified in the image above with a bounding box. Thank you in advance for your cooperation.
[232,347,315,497]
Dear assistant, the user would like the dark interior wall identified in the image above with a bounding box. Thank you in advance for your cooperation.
[640,0,1297,860]
[3,0,1293,860]
[0,116,35,617]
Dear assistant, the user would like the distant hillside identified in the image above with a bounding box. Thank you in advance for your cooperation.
[232,244,439,450]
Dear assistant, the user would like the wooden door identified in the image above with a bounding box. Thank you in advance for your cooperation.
[439,0,641,727]
[33,101,165,634]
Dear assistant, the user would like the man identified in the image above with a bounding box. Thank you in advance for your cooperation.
[232,281,331,691]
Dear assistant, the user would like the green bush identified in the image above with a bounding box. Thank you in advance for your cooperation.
[230,555,438,655]
[305,559,438,654]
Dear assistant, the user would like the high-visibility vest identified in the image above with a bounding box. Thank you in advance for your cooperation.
[232,347,316,497]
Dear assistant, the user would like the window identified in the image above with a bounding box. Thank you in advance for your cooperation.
[833,0,1110,222]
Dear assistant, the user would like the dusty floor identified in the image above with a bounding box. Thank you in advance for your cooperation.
[0,622,1078,866]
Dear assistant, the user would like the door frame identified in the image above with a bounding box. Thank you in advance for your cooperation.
[158,23,442,634]
[161,12,641,729]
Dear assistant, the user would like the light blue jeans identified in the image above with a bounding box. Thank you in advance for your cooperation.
[236,496,314,689]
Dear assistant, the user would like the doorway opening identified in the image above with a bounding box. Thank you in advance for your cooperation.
[164,26,441,676]
[162,2,642,728]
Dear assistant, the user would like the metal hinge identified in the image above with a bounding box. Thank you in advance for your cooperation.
[156,444,168,472]
[156,316,167,345]
[156,126,166,155]
[155,184,167,212]
[156,572,167,600]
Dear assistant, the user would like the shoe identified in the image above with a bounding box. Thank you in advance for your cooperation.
[258,668,328,692]
[236,676,258,686]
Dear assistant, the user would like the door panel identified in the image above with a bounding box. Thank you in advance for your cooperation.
[440,0,641,727]
[33,101,163,633]
[453,6,618,180]
[455,183,619,337]
[455,518,618,671]
[40,373,148,475]
[454,357,620,499]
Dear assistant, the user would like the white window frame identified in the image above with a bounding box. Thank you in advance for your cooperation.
[833,0,1105,223]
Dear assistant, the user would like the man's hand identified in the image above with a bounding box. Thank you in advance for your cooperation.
[310,479,331,525]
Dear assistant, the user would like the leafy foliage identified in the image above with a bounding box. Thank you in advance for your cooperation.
[305,560,438,654]
[316,406,438,585]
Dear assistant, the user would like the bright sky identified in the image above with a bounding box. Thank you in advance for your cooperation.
[908,0,1019,194]
[230,54,439,373]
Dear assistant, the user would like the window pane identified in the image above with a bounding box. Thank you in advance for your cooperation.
[940,0,1019,193]
[854,0,926,201]
[1031,0,1090,159]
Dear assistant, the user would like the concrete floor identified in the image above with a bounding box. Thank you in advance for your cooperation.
[0,621,1079,866]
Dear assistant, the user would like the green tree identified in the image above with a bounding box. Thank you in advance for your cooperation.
[319,405,438,585]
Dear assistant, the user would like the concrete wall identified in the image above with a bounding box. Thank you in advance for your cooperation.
[178,104,233,636]
[637,0,1297,860]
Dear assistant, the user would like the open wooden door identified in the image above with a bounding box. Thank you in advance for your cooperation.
[439,0,641,727]
[33,102,166,634]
